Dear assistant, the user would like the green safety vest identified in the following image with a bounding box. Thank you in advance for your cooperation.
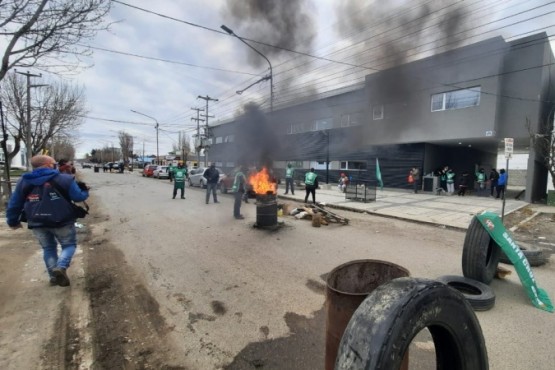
[446,172,456,183]
[232,171,246,192]
[476,172,485,182]
[286,167,294,178]
[172,167,187,183]
[305,172,317,186]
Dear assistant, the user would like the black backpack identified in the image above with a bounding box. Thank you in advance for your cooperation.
[22,178,88,227]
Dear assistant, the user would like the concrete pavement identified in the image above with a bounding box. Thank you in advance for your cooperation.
[277,185,532,230]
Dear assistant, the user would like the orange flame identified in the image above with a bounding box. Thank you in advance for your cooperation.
[248,167,277,195]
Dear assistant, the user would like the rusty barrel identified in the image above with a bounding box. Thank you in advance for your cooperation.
[325,259,410,370]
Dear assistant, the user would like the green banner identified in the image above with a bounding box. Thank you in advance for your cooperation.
[476,212,553,313]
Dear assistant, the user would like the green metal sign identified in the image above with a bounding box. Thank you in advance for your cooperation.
[476,212,553,313]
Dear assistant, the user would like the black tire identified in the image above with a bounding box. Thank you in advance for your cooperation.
[462,216,501,284]
[436,275,495,311]
[499,244,548,267]
[336,277,488,370]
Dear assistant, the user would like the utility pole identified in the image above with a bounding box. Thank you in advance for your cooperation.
[16,70,45,170]
[191,107,204,168]
[197,95,218,166]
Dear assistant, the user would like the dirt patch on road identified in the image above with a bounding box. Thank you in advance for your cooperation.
[503,206,555,255]
[81,208,188,369]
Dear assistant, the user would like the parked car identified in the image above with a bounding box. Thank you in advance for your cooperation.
[153,165,169,179]
[188,167,224,188]
[81,162,92,169]
[142,164,157,177]
[219,171,256,198]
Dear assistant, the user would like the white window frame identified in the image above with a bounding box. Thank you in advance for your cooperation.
[215,136,223,144]
[431,86,481,112]
[340,161,368,171]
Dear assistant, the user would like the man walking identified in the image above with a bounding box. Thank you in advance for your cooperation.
[284,163,295,195]
[304,168,318,204]
[204,163,220,204]
[171,161,187,199]
[232,165,247,219]
[6,155,89,287]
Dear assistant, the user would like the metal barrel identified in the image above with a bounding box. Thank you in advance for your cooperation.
[325,259,410,370]
[256,194,278,227]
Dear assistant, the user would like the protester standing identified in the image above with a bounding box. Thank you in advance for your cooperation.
[284,163,295,195]
[475,168,486,196]
[6,155,89,287]
[489,168,499,197]
[458,171,470,196]
[204,163,220,204]
[232,166,247,219]
[496,169,507,199]
[446,169,456,194]
[409,167,420,193]
[171,161,187,199]
[304,168,318,204]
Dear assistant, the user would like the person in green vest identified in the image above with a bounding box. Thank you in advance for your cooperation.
[304,168,319,204]
[446,168,456,194]
[167,162,174,183]
[284,163,295,195]
[171,161,188,199]
[232,165,247,219]
[475,167,486,196]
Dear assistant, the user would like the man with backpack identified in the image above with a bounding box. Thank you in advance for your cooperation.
[6,155,89,287]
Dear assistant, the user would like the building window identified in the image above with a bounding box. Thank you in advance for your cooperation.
[373,105,384,120]
[340,112,362,127]
[431,86,481,112]
[215,136,223,144]
[340,161,367,170]
[225,162,234,167]
[315,118,333,131]
[224,135,234,143]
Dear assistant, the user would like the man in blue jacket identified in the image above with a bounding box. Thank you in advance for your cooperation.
[6,155,89,287]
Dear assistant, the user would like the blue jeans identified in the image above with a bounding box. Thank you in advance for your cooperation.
[32,224,77,277]
[206,183,218,203]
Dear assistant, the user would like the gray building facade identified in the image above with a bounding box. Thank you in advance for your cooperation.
[208,33,554,203]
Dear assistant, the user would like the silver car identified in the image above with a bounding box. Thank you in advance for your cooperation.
[153,165,170,179]
[188,167,224,188]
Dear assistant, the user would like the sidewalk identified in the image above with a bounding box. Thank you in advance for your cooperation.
[277,186,532,230]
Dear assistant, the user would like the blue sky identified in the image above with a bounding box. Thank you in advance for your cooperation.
[68,0,555,158]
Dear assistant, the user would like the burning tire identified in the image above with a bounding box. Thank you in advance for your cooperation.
[436,275,495,311]
[462,216,501,284]
[336,277,488,370]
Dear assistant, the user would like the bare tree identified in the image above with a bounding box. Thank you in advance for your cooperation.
[172,131,191,162]
[50,135,75,161]
[118,131,133,164]
[0,0,112,82]
[0,72,86,160]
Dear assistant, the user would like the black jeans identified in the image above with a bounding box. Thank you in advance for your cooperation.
[304,185,316,204]
[285,178,295,194]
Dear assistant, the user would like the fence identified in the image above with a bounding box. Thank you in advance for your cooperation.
[345,181,377,202]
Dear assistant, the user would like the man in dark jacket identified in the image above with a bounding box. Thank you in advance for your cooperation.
[204,163,220,204]
[6,155,89,287]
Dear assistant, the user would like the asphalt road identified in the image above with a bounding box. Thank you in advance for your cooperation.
[81,170,555,369]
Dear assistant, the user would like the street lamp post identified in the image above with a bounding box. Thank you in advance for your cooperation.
[221,25,273,112]
[131,110,159,164]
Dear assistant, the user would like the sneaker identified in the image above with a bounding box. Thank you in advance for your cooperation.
[181,197,185,199]
[234,215,245,219]
[49,276,57,286]
[52,267,70,287]
[214,201,220,203]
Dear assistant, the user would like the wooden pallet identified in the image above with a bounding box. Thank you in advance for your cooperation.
[307,204,349,225]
